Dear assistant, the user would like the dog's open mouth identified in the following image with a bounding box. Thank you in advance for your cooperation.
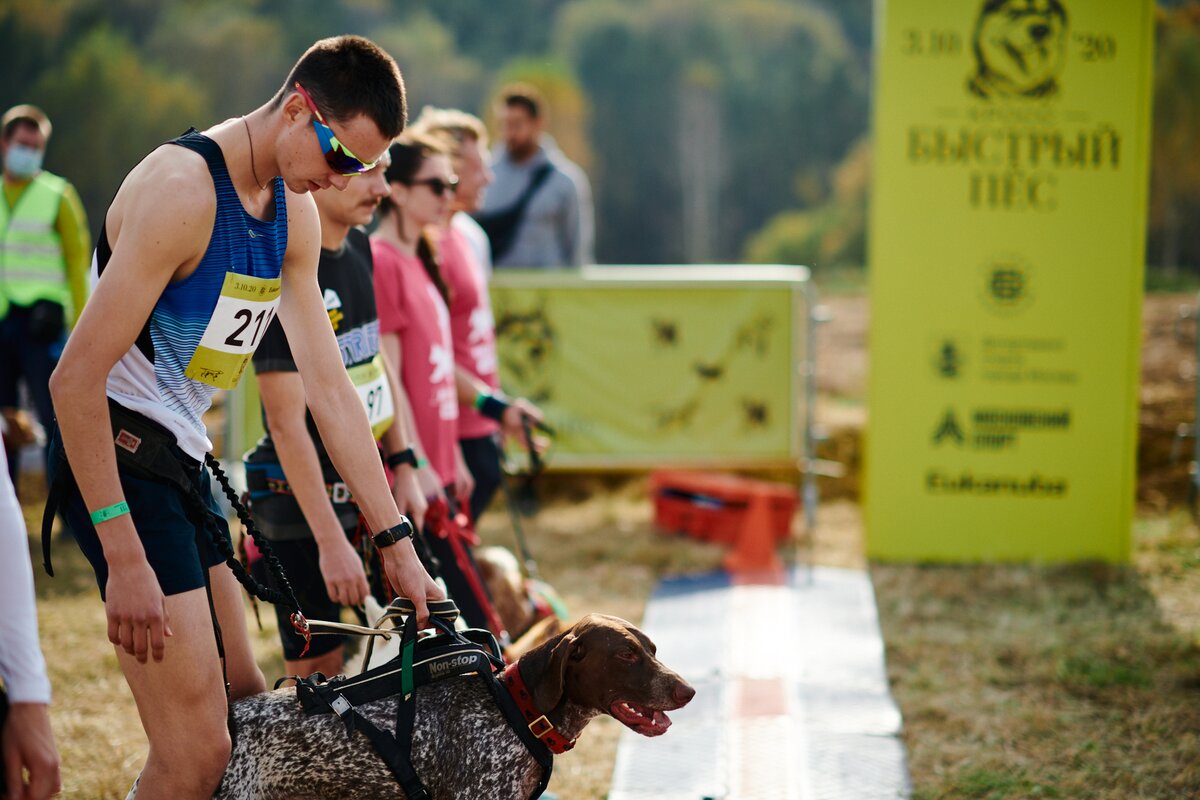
[610,700,672,736]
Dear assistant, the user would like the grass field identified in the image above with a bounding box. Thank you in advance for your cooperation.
[22,475,729,799]
[22,475,1200,799]
[875,512,1200,799]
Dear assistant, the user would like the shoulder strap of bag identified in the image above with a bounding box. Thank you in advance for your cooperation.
[475,163,556,262]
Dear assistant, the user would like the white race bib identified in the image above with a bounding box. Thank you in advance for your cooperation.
[185,272,281,389]
[348,355,395,440]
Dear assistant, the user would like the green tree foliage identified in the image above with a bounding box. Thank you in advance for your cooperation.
[389,0,577,70]
[557,0,868,263]
[554,0,681,262]
[744,136,870,270]
[0,0,92,113]
[6,0,1193,271]
[143,3,287,122]
[373,13,486,116]
[32,26,210,231]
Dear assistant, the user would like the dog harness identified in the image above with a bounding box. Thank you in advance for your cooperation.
[424,497,511,641]
[294,601,555,799]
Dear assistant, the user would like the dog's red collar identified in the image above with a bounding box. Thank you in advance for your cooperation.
[501,662,576,754]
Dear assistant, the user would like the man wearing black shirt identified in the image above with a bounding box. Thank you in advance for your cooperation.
[245,154,435,678]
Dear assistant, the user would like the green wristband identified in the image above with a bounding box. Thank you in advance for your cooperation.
[416,456,430,469]
[90,501,131,525]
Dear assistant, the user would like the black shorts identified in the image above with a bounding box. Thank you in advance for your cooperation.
[48,426,230,600]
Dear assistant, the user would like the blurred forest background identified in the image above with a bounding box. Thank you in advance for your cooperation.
[2,0,1198,276]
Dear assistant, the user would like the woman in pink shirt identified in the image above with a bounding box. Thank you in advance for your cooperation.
[410,107,545,523]
[372,134,492,625]
[371,136,466,499]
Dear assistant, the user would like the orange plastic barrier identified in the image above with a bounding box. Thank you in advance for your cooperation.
[649,471,795,573]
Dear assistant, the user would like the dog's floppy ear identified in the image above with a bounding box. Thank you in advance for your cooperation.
[530,631,576,712]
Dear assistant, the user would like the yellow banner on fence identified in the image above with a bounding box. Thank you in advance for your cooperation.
[490,266,807,469]
[866,0,1155,562]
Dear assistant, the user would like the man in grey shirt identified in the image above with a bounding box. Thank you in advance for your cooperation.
[475,84,594,268]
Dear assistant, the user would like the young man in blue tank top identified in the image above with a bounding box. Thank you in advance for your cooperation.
[46,36,442,799]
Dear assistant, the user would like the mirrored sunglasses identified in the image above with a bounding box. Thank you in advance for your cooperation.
[294,82,379,176]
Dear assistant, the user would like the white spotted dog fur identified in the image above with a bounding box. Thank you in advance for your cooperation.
[361,549,563,673]
[129,613,695,799]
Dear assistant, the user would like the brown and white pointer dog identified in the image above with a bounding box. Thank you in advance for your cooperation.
[131,614,694,799]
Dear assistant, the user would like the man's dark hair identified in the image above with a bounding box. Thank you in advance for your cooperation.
[273,35,407,138]
[500,83,543,120]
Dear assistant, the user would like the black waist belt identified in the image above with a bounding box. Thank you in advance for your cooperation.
[245,464,354,505]
[42,399,200,576]
[41,400,316,697]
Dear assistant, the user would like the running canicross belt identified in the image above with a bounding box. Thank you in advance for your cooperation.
[41,399,313,678]
[245,461,355,505]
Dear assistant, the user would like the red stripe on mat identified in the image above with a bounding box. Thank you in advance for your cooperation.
[734,677,789,718]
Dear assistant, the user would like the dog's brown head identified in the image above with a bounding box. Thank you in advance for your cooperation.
[519,613,695,738]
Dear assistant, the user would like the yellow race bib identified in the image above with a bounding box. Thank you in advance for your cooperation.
[185,272,282,390]
[347,355,395,440]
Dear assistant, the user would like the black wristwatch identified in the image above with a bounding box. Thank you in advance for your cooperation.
[372,519,414,549]
[386,447,419,470]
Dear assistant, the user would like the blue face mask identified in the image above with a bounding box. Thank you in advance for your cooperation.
[5,144,44,179]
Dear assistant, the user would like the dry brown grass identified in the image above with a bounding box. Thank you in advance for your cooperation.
[25,475,735,799]
[873,510,1200,800]
[25,462,1200,799]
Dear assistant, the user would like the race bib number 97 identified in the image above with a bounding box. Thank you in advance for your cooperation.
[347,355,395,439]
[185,272,282,389]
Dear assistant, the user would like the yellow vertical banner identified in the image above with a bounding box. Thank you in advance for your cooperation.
[866,0,1154,562]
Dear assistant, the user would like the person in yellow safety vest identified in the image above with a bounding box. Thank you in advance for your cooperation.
[0,104,91,496]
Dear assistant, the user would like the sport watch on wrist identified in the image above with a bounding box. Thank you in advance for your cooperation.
[386,447,419,470]
[372,519,414,549]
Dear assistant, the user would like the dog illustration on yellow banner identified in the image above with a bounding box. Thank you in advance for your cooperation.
[968,0,1069,99]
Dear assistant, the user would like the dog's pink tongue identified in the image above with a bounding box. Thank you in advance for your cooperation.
[642,710,672,735]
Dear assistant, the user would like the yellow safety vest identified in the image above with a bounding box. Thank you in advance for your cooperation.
[0,171,69,317]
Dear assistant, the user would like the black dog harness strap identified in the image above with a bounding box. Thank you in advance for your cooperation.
[294,607,552,799]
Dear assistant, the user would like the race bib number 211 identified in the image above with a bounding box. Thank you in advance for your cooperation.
[185,272,282,389]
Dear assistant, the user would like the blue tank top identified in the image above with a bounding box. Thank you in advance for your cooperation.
[100,129,288,460]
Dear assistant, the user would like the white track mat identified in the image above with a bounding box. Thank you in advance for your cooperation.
[609,567,911,800]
